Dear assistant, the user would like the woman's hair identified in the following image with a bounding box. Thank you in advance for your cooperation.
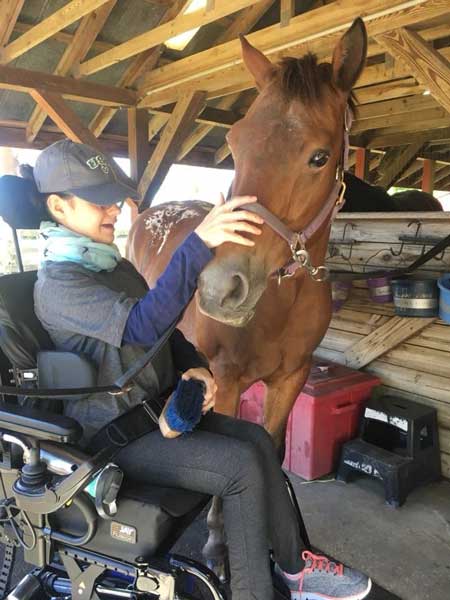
[19,163,73,222]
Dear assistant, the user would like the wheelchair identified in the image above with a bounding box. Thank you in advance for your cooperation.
[0,178,306,600]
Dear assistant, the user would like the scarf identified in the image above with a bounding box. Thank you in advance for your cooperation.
[39,221,122,272]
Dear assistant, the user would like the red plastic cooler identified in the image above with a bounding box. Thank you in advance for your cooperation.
[239,360,380,480]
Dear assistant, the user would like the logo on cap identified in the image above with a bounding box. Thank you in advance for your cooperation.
[86,155,110,174]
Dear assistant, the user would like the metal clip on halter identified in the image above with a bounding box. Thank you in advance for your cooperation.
[289,234,329,283]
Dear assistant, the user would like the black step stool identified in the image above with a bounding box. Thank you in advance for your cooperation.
[336,395,441,507]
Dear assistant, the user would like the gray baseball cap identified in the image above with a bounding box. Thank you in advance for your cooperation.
[33,139,141,205]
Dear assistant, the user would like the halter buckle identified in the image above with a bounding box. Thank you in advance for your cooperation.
[335,180,346,207]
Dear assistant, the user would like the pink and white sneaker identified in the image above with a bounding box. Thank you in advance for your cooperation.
[283,550,372,600]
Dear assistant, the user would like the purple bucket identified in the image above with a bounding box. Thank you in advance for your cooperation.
[331,280,352,312]
[367,276,393,303]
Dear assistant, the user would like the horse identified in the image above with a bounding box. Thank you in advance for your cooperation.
[341,172,443,211]
[128,19,368,452]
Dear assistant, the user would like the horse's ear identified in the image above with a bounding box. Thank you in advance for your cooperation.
[332,17,367,92]
[240,35,274,90]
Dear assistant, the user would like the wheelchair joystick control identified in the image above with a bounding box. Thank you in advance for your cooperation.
[14,444,49,495]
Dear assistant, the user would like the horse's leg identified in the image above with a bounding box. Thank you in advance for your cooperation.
[264,359,312,458]
[202,378,241,582]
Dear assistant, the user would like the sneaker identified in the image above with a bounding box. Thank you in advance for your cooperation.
[283,550,372,600]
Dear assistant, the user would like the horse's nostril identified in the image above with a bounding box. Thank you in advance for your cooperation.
[220,272,249,310]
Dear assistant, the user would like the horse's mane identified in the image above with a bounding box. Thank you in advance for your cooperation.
[275,54,356,112]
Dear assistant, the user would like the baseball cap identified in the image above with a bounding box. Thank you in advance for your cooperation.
[33,140,141,206]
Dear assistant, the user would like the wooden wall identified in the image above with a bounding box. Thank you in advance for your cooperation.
[316,212,450,478]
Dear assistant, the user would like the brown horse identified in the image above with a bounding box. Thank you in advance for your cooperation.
[128,19,367,452]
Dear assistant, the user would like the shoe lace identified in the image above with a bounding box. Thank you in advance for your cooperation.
[297,550,344,591]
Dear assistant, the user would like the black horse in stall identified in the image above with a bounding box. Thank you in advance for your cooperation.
[342,172,443,212]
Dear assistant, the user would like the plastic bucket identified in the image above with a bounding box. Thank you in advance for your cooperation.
[331,280,352,312]
[437,275,450,323]
[367,276,393,303]
[391,278,439,317]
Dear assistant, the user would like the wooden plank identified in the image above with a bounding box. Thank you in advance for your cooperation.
[375,27,450,116]
[138,0,448,107]
[88,0,188,138]
[78,0,261,76]
[280,0,295,27]
[29,90,104,151]
[367,125,450,149]
[0,64,137,107]
[138,90,206,203]
[422,159,435,193]
[356,94,438,121]
[148,113,169,142]
[26,0,116,143]
[0,0,25,47]
[352,106,447,135]
[128,108,150,183]
[344,316,436,369]
[215,141,231,165]
[149,105,240,129]
[0,0,112,63]
[377,142,426,189]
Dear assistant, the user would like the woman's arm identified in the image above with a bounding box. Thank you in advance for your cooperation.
[122,232,212,346]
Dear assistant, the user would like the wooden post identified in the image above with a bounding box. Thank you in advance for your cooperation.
[128,108,150,183]
[421,158,435,193]
[280,0,295,27]
[355,147,370,180]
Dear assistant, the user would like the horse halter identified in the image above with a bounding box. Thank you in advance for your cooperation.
[243,105,352,284]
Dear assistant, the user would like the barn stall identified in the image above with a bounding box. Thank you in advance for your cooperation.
[0,2,449,599]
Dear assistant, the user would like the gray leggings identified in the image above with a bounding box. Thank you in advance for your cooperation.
[115,412,304,600]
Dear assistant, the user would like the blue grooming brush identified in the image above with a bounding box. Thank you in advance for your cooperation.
[164,378,205,433]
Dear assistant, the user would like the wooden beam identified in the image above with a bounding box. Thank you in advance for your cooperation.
[355,147,370,180]
[0,0,112,63]
[356,94,438,121]
[377,141,426,189]
[421,158,435,193]
[138,0,448,107]
[215,141,231,165]
[138,91,206,205]
[280,0,295,27]
[26,1,116,143]
[352,105,448,135]
[88,0,188,138]
[366,126,450,149]
[78,0,260,77]
[0,64,136,106]
[375,27,450,116]
[29,90,104,151]
[344,316,435,370]
[149,104,240,129]
[148,113,169,142]
[128,108,150,183]
[0,0,25,47]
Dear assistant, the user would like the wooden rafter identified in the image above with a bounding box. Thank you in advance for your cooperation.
[0,64,136,106]
[29,90,105,151]
[149,105,240,129]
[280,0,295,27]
[0,0,112,63]
[138,0,448,107]
[375,27,450,115]
[0,0,25,47]
[26,1,117,143]
[215,141,232,165]
[138,91,206,205]
[89,0,189,139]
[376,140,426,189]
[128,108,150,183]
[177,0,275,161]
[77,0,261,77]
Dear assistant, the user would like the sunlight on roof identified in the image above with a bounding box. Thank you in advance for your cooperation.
[165,0,206,51]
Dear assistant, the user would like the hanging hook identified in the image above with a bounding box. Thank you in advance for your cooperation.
[389,241,405,257]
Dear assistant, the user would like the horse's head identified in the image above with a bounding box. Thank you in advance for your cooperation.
[197,18,367,327]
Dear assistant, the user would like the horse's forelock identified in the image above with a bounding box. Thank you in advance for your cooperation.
[275,54,356,113]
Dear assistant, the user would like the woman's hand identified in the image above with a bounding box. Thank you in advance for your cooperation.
[195,194,264,249]
[182,367,217,414]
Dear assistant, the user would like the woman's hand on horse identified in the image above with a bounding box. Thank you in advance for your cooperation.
[195,194,264,248]
[182,367,217,413]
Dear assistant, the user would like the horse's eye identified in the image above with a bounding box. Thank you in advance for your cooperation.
[309,150,330,168]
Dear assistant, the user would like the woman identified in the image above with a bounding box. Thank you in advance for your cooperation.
[29,140,370,600]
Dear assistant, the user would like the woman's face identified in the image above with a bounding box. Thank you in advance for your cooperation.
[48,195,122,244]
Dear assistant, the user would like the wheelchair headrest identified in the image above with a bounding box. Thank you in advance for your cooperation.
[0,175,47,230]
[0,270,53,369]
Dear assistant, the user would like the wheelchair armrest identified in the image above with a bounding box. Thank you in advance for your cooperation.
[0,403,82,443]
[38,351,97,400]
